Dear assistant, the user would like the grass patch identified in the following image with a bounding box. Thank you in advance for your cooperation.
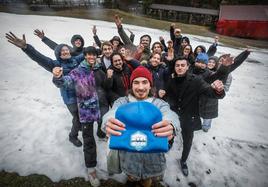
[0,170,165,187]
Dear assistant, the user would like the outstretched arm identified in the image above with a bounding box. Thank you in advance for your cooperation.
[114,15,134,47]
[159,36,168,52]
[6,32,56,72]
[34,29,58,50]
[205,54,234,83]
[127,28,135,43]
[229,49,250,72]
[207,36,219,57]
[92,25,102,48]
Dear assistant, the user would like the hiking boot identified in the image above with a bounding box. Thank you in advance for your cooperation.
[97,128,106,139]
[88,169,100,187]
[180,160,189,176]
[69,136,82,147]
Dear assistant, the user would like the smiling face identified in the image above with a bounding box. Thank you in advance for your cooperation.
[174,59,189,77]
[74,39,82,47]
[119,47,126,57]
[60,46,71,59]
[150,53,161,67]
[152,43,162,53]
[102,44,113,58]
[181,39,189,48]
[196,47,203,54]
[140,36,150,47]
[112,54,123,70]
[132,77,151,100]
[85,53,97,66]
[183,45,191,56]
[207,59,216,70]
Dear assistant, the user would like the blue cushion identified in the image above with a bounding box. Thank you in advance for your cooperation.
[109,101,168,153]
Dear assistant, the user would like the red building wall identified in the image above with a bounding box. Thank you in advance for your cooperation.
[217,5,268,39]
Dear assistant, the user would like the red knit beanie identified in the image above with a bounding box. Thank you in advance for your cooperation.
[130,66,153,86]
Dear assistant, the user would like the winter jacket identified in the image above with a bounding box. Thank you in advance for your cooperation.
[102,94,180,180]
[199,50,249,119]
[170,26,183,55]
[97,55,111,73]
[144,64,169,97]
[70,34,85,56]
[117,25,151,62]
[193,44,217,59]
[229,50,250,72]
[41,34,96,56]
[41,36,58,50]
[189,64,229,84]
[165,73,225,131]
[22,44,84,104]
[106,63,132,105]
[53,60,109,123]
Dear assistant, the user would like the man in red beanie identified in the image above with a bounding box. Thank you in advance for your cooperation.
[102,66,180,187]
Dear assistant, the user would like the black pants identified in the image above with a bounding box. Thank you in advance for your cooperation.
[82,123,97,168]
[181,127,194,162]
[66,103,81,138]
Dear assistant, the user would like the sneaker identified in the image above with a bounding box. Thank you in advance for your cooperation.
[180,160,189,176]
[69,136,82,147]
[88,170,100,187]
[202,126,209,132]
[97,128,106,139]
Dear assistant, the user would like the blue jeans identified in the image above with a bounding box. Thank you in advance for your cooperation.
[202,119,212,130]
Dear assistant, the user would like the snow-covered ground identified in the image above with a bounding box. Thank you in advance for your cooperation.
[0,12,267,187]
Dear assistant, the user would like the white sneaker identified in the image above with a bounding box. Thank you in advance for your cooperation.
[88,170,100,187]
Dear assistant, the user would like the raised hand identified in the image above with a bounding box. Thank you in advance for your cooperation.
[167,40,173,49]
[136,44,145,54]
[92,25,97,36]
[159,36,164,41]
[114,14,122,28]
[220,54,234,66]
[245,45,251,52]
[214,35,219,44]
[5,32,27,49]
[107,69,113,78]
[34,29,45,39]
[52,67,63,78]
[211,80,224,93]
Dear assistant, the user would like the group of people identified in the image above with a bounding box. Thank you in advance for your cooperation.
[5,14,250,187]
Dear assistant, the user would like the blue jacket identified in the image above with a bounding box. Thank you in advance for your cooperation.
[22,44,84,104]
